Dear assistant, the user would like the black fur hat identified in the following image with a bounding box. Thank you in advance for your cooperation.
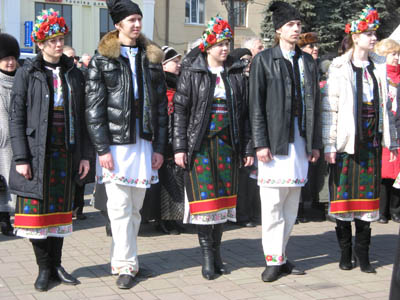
[269,1,301,30]
[0,33,20,60]
[106,0,143,25]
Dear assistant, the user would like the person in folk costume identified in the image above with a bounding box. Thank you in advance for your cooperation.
[156,46,185,235]
[8,9,92,291]
[374,39,400,224]
[249,1,321,282]
[85,0,168,289]
[173,15,254,280]
[322,6,398,273]
[0,33,20,237]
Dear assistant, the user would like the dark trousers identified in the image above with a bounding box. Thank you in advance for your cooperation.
[390,227,400,300]
[73,184,85,215]
[380,179,400,218]
[336,219,370,231]
[31,237,64,270]
[236,167,261,223]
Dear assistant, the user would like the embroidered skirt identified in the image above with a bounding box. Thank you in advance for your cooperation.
[184,98,238,224]
[329,108,380,222]
[14,111,74,238]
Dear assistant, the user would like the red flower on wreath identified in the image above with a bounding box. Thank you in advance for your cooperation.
[48,15,57,25]
[206,33,217,45]
[36,29,45,41]
[40,22,50,33]
[345,23,351,34]
[358,21,368,32]
[58,17,66,28]
[199,43,205,52]
[213,22,224,34]
[366,10,379,23]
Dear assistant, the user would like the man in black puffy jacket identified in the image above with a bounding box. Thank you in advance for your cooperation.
[85,0,167,289]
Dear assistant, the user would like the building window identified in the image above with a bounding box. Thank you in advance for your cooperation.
[34,3,72,46]
[234,1,247,27]
[185,0,205,25]
[100,8,115,39]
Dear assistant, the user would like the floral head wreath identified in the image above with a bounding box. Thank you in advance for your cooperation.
[199,15,233,52]
[31,8,69,43]
[345,5,379,35]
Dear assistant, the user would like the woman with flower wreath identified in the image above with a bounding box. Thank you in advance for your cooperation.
[8,9,92,291]
[173,15,253,280]
[322,5,398,273]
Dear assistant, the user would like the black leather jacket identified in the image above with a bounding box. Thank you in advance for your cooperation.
[8,53,92,199]
[85,31,168,155]
[173,51,253,169]
[249,45,322,155]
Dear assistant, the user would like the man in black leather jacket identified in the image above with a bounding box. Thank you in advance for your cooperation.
[85,0,167,289]
[249,1,322,283]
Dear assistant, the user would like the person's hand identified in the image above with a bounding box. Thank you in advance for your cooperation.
[99,152,114,171]
[16,164,32,179]
[324,152,336,164]
[79,160,90,179]
[256,147,273,163]
[175,152,187,168]
[308,149,320,163]
[243,156,254,167]
[390,149,398,162]
[152,152,164,170]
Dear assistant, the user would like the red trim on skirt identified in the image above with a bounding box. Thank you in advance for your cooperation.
[189,195,237,215]
[14,212,72,228]
[330,198,379,214]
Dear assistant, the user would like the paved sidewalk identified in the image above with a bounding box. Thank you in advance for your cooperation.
[0,203,398,300]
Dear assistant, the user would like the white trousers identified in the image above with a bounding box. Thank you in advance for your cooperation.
[260,186,301,265]
[105,182,146,276]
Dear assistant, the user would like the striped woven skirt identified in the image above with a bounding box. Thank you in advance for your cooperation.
[14,111,74,238]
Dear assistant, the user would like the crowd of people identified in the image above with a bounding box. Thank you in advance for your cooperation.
[0,0,400,298]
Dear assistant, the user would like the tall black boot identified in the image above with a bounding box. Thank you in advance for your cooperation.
[197,225,216,280]
[354,221,376,273]
[31,239,51,292]
[335,225,353,270]
[48,237,79,285]
[212,224,228,274]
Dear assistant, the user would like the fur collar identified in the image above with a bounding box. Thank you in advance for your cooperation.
[331,48,386,68]
[97,30,164,64]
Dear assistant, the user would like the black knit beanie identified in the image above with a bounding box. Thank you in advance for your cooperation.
[269,1,301,30]
[230,48,252,61]
[0,33,20,60]
[106,0,143,25]
[162,46,181,64]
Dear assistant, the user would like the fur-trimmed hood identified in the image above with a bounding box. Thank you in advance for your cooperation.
[97,30,164,64]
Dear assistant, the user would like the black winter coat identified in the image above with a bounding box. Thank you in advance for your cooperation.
[85,31,168,155]
[249,45,322,155]
[173,52,253,169]
[8,53,92,199]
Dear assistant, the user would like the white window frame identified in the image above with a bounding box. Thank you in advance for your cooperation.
[185,0,205,25]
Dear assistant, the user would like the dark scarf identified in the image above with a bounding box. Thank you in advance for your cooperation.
[282,48,304,142]
[165,71,178,90]
[351,60,380,143]
[0,69,16,76]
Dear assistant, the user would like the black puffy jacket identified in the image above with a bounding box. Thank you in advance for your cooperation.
[85,31,168,155]
[8,53,92,199]
[173,51,253,169]
[249,45,322,155]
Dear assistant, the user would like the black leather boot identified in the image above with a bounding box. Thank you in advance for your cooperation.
[335,226,353,270]
[212,224,229,275]
[34,268,50,292]
[0,212,14,236]
[354,226,376,273]
[197,225,216,280]
[49,237,79,285]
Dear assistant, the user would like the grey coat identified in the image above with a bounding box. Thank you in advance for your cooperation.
[0,71,15,212]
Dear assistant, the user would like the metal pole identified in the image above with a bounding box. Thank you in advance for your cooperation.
[226,0,235,51]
